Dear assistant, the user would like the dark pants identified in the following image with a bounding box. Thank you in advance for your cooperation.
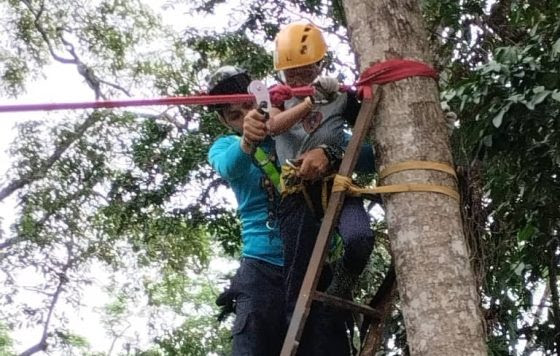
[280,182,374,355]
[229,258,285,356]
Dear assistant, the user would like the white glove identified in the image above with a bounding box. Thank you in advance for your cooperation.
[312,77,339,103]
[445,111,457,137]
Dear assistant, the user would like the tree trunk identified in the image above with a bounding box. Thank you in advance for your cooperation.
[548,238,560,355]
[360,266,396,355]
[342,0,487,354]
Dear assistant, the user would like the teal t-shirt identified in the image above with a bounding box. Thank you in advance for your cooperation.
[208,135,283,266]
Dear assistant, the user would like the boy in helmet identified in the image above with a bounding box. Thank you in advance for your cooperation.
[207,66,336,355]
[268,22,376,354]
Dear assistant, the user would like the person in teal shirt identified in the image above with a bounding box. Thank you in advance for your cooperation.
[208,65,376,355]
[209,134,283,266]
[208,66,337,355]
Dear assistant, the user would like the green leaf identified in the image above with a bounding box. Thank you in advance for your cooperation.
[482,61,502,74]
[517,224,535,242]
[443,89,456,101]
[551,90,560,102]
[529,23,539,37]
[531,89,550,106]
[492,112,504,128]
[492,104,511,128]
[496,46,518,63]
[507,94,524,103]
[513,262,525,276]
[553,38,560,57]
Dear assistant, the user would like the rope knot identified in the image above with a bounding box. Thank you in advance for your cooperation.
[332,175,360,196]
[356,59,438,99]
[269,84,294,107]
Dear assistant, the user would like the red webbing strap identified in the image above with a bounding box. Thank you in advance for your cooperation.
[0,88,316,113]
[0,60,436,113]
[270,59,438,104]
[356,59,438,99]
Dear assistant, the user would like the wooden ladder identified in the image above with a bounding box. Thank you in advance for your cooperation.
[280,86,384,356]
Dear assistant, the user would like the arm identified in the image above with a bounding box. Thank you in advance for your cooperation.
[209,108,271,180]
[355,143,376,174]
[266,97,314,136]
[266,77,341,135]
[342,133,376,174]
[296,141,375,180]
[342,90,361,126]
[208,136,253,181]
[340,91,376,173]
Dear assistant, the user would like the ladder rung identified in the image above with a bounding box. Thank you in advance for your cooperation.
[313,291,383,319]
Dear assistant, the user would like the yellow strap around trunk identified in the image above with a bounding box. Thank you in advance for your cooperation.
[333,160,459,201]
[332,175,460,201]
[379,160,457,180]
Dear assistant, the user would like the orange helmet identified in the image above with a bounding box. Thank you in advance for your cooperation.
[274,23,327,71]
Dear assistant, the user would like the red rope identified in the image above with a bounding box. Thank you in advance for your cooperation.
[0,88,315,113]
[267,59,437,105]
[355,59,438,99]
[0,60,436,113]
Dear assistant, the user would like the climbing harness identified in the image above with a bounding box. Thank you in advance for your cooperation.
[232,135,280,232]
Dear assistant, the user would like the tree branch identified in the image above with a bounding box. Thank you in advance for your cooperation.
[18,250,75,356]
[98,78,132,97]
[0,114,100,203]
[0,236,24,251]
[20,0,77,64]
[107,324,131,356]
[549,237,560,355]
[21,0,131,99]
[520,284,551,356]
[360,264,397,353]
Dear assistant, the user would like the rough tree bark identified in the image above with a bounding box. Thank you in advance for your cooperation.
[342,0,487,354]
[548,238,560,355]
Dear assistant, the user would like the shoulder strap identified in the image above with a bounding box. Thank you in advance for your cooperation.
[232,136,281,193]
[253,147,281,192]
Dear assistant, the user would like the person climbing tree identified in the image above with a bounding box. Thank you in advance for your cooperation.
[207,66,286,355]
[207,66,337,355]
[271,22,375,355]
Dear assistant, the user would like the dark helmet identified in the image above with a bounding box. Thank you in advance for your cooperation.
[207,66,251,118]
[207,66,251,95]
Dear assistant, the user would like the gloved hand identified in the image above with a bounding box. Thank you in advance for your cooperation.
[215,288,236,322]
[312,77,340,103]
[445,111,457,137]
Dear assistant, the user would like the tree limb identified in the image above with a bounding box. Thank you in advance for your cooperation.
[0,236,24,251]
[21,0,131,99]
[107,324,131,356]
[549,237,560,355]
[20,0,77,64]
[18,250,75,356]
[0,114,100,203]
[360,264,397,354]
